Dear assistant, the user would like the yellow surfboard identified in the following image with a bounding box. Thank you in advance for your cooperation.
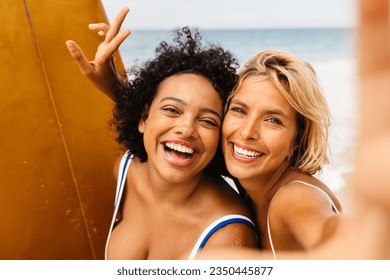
[0,0,123,259]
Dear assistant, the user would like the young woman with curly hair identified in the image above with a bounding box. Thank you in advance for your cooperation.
[66,7,258,260]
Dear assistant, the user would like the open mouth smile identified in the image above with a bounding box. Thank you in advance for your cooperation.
[233,144,263,159]
[164,142,195,160]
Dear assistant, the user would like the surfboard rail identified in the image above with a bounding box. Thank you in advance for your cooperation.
[0,0,123,259]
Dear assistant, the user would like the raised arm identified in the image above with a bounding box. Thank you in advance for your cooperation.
[66,7,131,100]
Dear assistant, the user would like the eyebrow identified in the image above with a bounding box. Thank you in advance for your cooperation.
[160,97,222,121]
[263,109,288,118]
[229,99,247,109]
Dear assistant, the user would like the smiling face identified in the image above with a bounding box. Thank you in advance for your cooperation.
[222,76,298,184]
[138,73,223,183]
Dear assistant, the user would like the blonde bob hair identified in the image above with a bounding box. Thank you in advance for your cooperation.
[227,50,330,175]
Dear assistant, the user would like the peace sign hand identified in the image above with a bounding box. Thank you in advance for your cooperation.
[66,7,131,99]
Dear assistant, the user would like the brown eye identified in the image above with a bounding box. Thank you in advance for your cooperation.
[162,106,180,114]
[199,118,218,128]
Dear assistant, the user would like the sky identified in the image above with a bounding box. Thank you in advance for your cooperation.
[101,0,358,30]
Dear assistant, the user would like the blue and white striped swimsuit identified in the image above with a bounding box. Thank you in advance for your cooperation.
[105,151,256,260]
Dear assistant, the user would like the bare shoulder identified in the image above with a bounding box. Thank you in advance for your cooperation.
[113,152,133,180]
[196,176,258,248]
[112,154,123,180]
[268,174,341,249]
[272,174,341,213]
[202,218,259,249]
[112,151,140,180]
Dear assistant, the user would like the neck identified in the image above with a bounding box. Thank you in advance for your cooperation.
[243,161,291,200]
[239,160,291,219]
[144,163,205,207]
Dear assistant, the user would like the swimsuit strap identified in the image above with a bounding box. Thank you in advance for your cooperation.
[187,214,256,260]
[286,180,340,214]
[105,151,133,260]
[267,180,340,260]
[114,151,133,209]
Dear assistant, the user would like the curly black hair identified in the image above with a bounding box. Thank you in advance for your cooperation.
[111,27,238,177]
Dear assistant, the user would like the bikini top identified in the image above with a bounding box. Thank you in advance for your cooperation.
[105,151,256,260]
[266,180,340,260]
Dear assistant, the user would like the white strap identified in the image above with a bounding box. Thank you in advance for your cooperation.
[104,151,133,260]
[266,210,278,260]
[287,180,340,214]
[114,151,133,209]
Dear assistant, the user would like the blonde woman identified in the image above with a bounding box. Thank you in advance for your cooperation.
[221,50,342,258]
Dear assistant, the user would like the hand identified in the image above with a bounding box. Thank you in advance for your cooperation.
[66,7,131,99]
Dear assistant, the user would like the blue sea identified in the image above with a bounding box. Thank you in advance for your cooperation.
[118,28,358,201]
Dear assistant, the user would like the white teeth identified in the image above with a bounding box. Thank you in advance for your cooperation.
[233,144,261,158]
[165,142,194,154]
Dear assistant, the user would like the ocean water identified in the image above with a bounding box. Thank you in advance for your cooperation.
[118,28,358,194]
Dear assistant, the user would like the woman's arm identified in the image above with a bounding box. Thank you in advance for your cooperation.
[270,183,340,251]
[66,7,131,100]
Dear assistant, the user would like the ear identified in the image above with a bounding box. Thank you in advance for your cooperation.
[286,144,299,161]
[138,105,150,133]
[138,118,146,133]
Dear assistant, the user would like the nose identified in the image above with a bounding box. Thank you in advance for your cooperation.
[174,116,197,139]
[239,118,260,140]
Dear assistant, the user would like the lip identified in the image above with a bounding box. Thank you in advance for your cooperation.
[229,142,264,163]
[161,139,199,167]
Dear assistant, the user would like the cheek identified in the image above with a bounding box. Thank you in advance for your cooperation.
[203,129,220,154]
[221,115,236,137]
[221,121,231,141]
[221,121,232,151]
[268,133,294,157]
[260,129,287,151]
